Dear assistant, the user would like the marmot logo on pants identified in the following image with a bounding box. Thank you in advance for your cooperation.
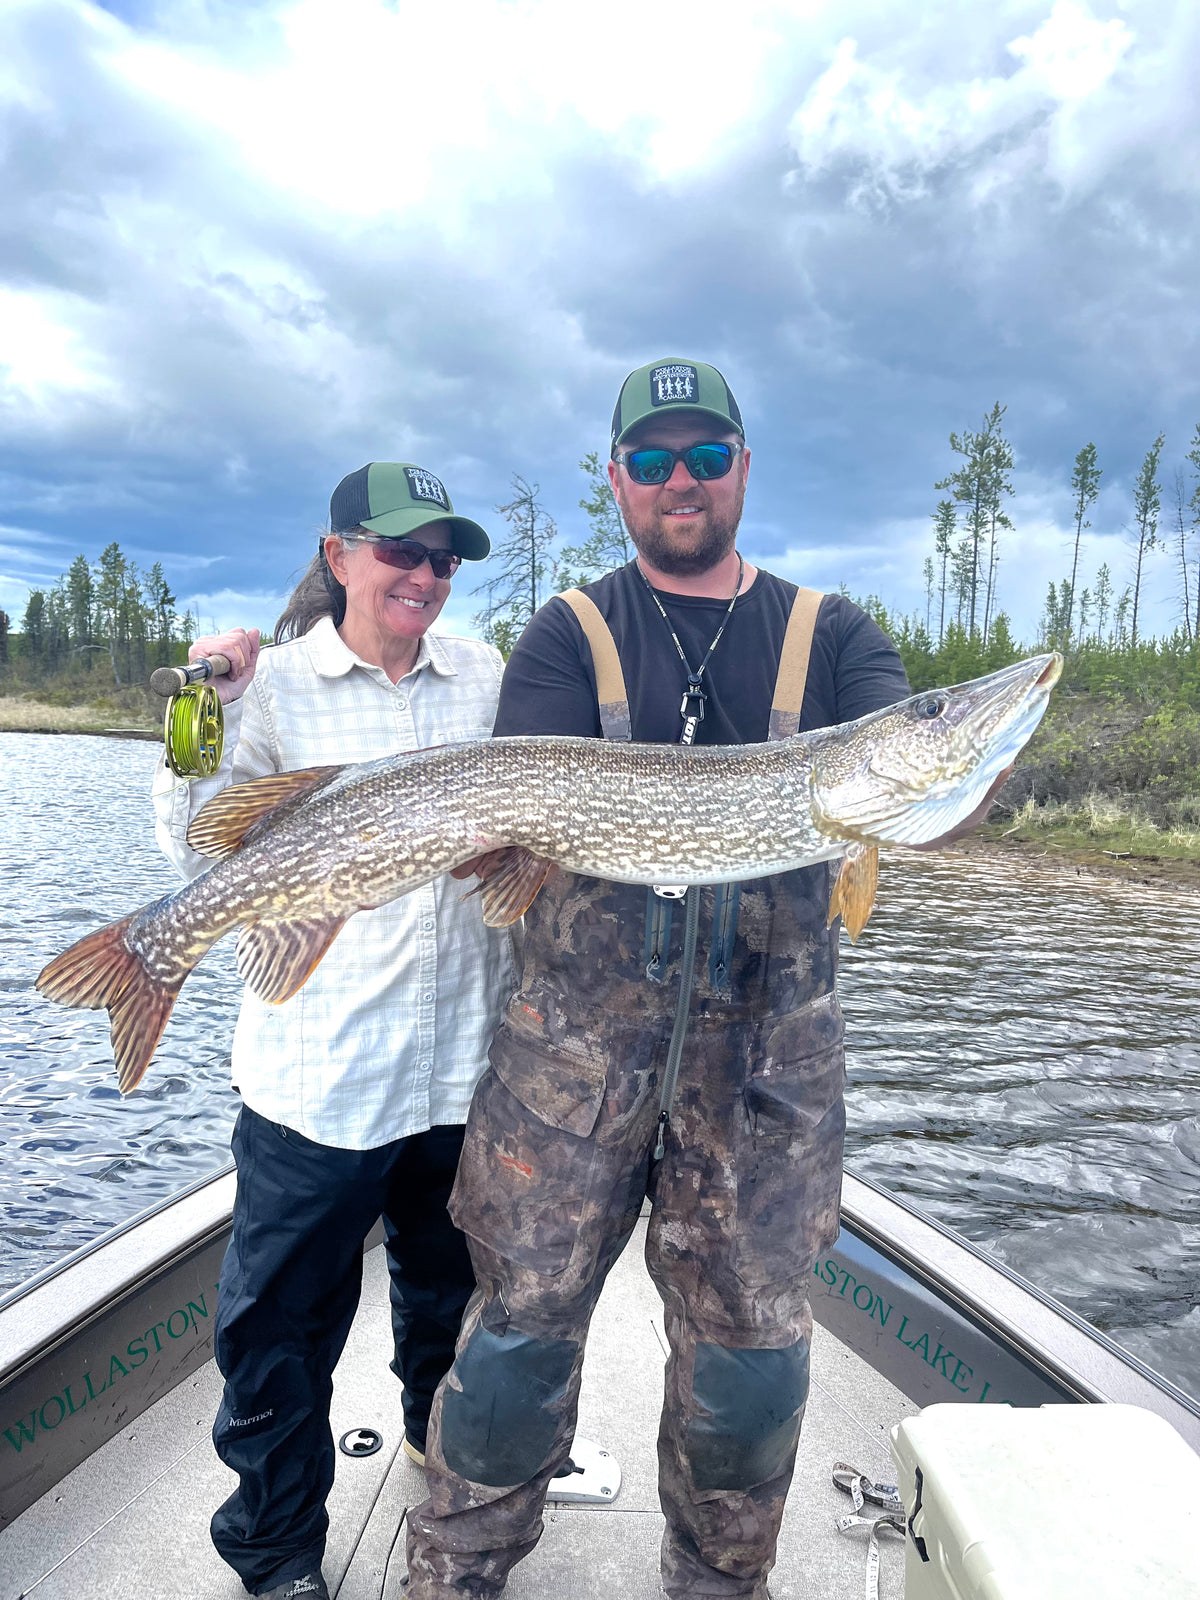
[226,1407,274,1429]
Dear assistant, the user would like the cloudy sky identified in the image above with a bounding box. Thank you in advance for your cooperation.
[2,0,1198,643]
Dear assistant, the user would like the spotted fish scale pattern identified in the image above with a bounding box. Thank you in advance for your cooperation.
[36,653,1061,1091]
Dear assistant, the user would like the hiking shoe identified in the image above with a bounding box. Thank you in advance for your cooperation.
[260,1574,329,1600]
[402,1435,426,1467]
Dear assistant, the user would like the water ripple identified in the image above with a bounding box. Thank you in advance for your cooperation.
[842,849,1200,1399]
[0,733,240,1294]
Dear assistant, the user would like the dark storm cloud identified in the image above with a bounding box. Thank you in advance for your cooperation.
[1,0,1198,638]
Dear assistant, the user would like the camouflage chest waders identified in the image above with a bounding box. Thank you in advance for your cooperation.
[407,588,843,1600]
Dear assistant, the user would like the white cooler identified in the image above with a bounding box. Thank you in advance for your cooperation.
[891,1404,1200,1599]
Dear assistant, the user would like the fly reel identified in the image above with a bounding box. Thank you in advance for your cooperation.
[163,684,224,777]
[150,655,232,779]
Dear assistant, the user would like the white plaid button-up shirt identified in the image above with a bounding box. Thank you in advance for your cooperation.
[151,616,513,1150]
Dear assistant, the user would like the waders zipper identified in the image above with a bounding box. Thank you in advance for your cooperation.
[653,885,702,1160]
[643,889,675,982]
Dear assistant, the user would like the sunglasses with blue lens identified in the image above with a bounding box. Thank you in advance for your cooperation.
[616,442,741,487]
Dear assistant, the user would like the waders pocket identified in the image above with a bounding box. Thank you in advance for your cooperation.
[733,1045,846,1288]
[450,1040,606,1278]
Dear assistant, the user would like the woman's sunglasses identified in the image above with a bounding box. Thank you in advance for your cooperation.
[615,441,741,487]
[342,533,462,580]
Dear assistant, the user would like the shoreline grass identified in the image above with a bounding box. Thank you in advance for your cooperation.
[982,792,1200,863]
[0,695,159,735]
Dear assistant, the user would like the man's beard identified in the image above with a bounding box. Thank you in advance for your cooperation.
[616,485,745,577]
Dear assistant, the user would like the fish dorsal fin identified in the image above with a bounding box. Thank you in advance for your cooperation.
[187,766,346,859]
[466,847,556,927]
[827,842,879,944]
[237,914,349,1003]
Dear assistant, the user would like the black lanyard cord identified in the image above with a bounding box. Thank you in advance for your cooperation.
[637,554,745,745]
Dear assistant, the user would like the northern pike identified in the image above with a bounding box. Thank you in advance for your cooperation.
[37,652,1062,1092]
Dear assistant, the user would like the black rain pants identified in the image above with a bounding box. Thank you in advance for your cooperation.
[210,1104,474,1595]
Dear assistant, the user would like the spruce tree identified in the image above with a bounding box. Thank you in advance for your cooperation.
[981,409,1014,641]
[935,403,1011,639]
[922,557,935,635]
[1094,562,1113,642]
[66,554,94,656]
[931,499,955,645]
[1186,423,1200,640]
[22,591,46,666]
[94,542,129,684]
[1129,433,1165,645]
[472,475,558,650]
[1067,443,1101,644]
[1172,470,1192,642]
[558,453,630,588]
[145,563,176,668]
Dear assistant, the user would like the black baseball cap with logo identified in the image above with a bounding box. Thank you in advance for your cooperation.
[329,463,491,559]
[610,358,744,456]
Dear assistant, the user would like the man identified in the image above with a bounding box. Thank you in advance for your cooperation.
[405,360,912,1599]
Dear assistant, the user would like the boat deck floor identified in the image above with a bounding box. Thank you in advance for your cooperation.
[2,1220,914,1600]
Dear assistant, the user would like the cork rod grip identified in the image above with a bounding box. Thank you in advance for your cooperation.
[149,655,233,698]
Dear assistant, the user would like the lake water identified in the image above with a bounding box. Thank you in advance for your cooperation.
[1,731,1197,1402]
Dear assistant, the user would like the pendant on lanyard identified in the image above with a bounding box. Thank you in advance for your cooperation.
[680,673,706,746]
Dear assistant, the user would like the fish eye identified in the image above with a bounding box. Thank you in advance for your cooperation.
[917,696,946,719]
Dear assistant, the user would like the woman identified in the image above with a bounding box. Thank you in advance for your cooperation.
[151,462,510,1600]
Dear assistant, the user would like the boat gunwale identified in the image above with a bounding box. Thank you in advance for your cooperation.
[840,1171,1200,1437]
[0,1167,237,1387]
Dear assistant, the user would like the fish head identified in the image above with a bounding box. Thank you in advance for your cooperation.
[809,652,1062,847]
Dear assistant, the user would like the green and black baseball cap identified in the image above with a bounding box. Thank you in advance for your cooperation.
[329,462,490,559]
[610,358,744,456]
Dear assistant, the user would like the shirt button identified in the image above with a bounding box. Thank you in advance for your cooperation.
[396,697,409,710]
[422,919,434,932]
[422,991,434,1003]
[420,1061,431,1073]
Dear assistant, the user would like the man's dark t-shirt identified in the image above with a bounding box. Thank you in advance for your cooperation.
[493,562,910,742]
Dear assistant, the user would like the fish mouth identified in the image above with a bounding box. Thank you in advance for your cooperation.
[820,652,1062,848]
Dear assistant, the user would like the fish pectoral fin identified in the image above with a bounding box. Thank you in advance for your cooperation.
[187,766,347,859]
[466,846,555,928]
[827,842,879,944]
[237,914,349,1003]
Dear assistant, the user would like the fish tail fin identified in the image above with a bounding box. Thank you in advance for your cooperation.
[37,909,184,1094]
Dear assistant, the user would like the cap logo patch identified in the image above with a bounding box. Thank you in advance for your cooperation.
[649,364,699,406]
[404,467,450,509]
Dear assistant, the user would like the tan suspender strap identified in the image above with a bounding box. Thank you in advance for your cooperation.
[558,588,632,742]
[768,586,824,741]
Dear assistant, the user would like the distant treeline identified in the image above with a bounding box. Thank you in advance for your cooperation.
[0,543,198,688]
[852,603,1200,708]
[6,415,1200,710]
[920,406,1200,657]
